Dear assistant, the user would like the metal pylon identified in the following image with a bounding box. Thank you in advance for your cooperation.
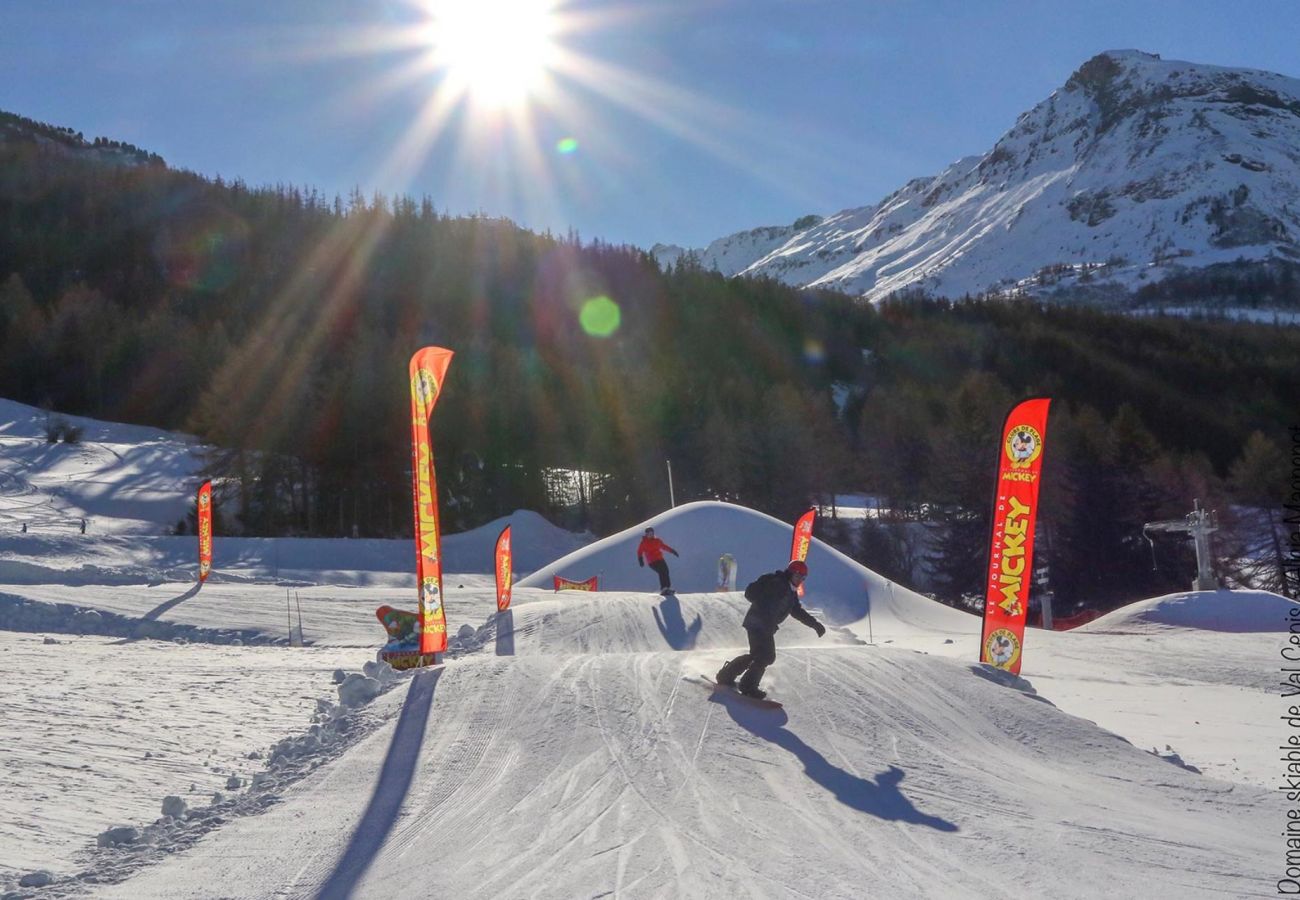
[1143,499,1219,591]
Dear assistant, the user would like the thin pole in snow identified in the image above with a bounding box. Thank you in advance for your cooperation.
[666,459,675,508]
[295,591,304,645]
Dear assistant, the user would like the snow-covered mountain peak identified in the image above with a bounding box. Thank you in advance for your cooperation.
[658,50,1300,303]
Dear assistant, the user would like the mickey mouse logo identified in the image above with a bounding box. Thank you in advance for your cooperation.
[1005,425,1043,469]
[984,628,1021,669]
[412,369,440,409]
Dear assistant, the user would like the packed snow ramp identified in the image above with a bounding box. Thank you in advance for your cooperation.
[101,588,1268,899]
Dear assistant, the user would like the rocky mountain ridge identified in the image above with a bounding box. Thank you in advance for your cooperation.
[654,50,1300,305]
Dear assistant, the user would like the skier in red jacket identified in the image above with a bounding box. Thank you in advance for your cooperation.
[636,527,680,595]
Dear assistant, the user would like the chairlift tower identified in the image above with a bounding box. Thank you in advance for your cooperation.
[1143,499,1219,592]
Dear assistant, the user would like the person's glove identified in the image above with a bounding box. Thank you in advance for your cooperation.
[638,559,644,567]
[671,550,680,557]
[814,622,826,638]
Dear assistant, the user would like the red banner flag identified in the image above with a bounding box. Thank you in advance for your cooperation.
[790,506,816,596]
[197,480,212,584]
[409,347,454,656]
[980,398,1051,675]
[495,525,513,612]
[554,575,598,592]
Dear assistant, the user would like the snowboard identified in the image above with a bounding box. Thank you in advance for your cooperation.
[699,676,783,709]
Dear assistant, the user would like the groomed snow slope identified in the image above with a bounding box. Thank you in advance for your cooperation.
[95,586,1269,899]
[0,397,1279,897]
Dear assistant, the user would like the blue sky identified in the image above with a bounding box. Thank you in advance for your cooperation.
[2,1,1297,249]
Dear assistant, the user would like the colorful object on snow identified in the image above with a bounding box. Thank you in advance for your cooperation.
[197,480,212,584]
[980,397,1051,675]
[554,574,598,592]
[717,553,737,591]
[790,506,816,596]
[375,605,437,670]
[409,346,454,657]
[495,525,513,612]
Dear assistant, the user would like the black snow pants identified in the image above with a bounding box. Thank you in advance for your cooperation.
[717,627,777,692]
[649,558,672,591]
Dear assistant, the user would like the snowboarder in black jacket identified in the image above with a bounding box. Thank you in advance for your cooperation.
[716,560,825,699]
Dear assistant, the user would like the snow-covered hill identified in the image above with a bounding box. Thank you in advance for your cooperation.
[0,398,1290,897]
[91,627,1271,900]
[0,396,587,582]
[656,50,1300,303]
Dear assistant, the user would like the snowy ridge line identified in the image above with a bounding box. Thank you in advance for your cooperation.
[654,50,1300,306]
[0,558,193,587]
[0,590,513,650]
[0,594,276,646]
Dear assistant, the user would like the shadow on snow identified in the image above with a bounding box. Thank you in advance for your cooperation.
[317,667,442,899]
[653,593,702,651]
[143,581,201,621]
[713,693,957,832]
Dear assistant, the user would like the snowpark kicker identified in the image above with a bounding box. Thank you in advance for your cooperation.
[91,586,1267,900]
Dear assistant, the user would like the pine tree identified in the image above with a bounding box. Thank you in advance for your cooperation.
[1220,431,1293,596]
[923,373,1011,608]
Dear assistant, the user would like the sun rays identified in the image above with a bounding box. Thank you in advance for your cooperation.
[420,0,559,110]
[206,1,842,449]
[253,0,817,211]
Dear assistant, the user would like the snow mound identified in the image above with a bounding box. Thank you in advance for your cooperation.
[516,500,975,636]
[442,509,591,574]
[489,589,867,657]
[0,593,273,645]
[1080,589,1298,633]
[89,648,1271,899]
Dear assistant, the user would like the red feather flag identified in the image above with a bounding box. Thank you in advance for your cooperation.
[980,398,1051,675]
[409,347,454,656]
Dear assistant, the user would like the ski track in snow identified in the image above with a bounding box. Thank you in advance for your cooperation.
[0,396,1286,898]
[57,591,1273,900]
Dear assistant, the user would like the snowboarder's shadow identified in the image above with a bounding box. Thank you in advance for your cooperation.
[318,667,442,900]
[713,696,957,832]
[653,593,701,651]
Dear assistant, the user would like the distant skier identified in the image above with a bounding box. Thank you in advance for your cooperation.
[636,527,680,595]
[716,560,825,699]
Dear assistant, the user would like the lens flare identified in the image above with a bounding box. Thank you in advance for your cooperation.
[556,137,578,154]
[579,295,620,337]
[152,206,248,293]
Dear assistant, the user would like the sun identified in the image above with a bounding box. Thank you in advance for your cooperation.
[423,0,559,109]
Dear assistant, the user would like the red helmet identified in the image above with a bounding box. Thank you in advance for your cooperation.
[786,560,808,577]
